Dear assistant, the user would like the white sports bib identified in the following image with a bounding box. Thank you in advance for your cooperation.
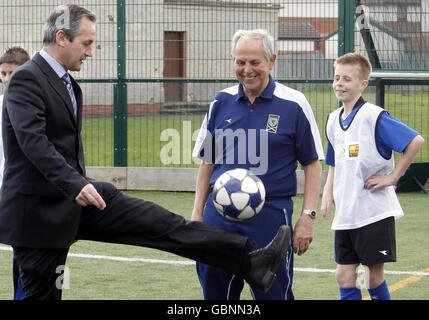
[326,103,404,230]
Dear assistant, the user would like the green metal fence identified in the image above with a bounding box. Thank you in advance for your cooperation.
[0,0,428,170]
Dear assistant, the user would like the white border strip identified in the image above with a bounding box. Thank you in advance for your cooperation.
[1,246,428,276]
[371,72,429,79]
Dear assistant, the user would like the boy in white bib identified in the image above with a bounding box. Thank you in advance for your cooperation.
[321,53,424,300]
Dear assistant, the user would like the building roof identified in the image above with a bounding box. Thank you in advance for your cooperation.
[383,21,421,34]
[278,21,321,40]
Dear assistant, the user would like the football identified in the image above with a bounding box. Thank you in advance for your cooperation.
[212,168,266,221]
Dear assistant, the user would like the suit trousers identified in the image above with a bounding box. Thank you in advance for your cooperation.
[13,181,249,300]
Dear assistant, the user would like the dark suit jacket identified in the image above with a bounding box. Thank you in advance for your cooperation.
[0,52,90,248]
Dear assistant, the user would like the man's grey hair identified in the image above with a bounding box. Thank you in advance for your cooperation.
[231,29,275,61]
[43,4,96,45]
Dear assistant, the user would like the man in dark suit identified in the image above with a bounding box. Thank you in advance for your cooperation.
[0,4,290,300]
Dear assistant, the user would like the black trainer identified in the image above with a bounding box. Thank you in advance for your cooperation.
[245,225,291,293]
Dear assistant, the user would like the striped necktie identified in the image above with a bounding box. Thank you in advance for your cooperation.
[61,73,77,118]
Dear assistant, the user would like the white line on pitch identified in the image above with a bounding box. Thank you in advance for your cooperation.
[294,267,429,276]
[69,252,195,265]
[1,245,429,276]
[0,245,194,266]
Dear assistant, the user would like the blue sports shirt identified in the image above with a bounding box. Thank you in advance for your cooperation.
[194,75,324,198]
[325,97,419,166]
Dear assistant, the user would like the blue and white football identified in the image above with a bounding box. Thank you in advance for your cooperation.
[212,168,265,221]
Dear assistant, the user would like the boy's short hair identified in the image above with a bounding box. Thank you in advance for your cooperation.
[0,47,30,66]
[334,53,372,80]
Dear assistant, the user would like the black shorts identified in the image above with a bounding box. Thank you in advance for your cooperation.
[334,216,396,266]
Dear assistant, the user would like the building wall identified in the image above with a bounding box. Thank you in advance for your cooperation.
[368,4,421,23]
[0,1,280,106]
[277,40,316,52]
[164,1,279,102]
[279,0,337,18]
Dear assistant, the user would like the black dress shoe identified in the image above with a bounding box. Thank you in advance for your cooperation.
[245,225,291,293]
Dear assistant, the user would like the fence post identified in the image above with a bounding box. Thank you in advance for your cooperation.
[114,0,127,166]
[338,0,355,56]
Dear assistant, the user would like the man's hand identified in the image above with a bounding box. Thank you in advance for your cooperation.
[293,214,314,255]
[75,183,106,210]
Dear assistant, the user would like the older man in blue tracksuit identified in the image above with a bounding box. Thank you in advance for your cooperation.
[191,29,324,300]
